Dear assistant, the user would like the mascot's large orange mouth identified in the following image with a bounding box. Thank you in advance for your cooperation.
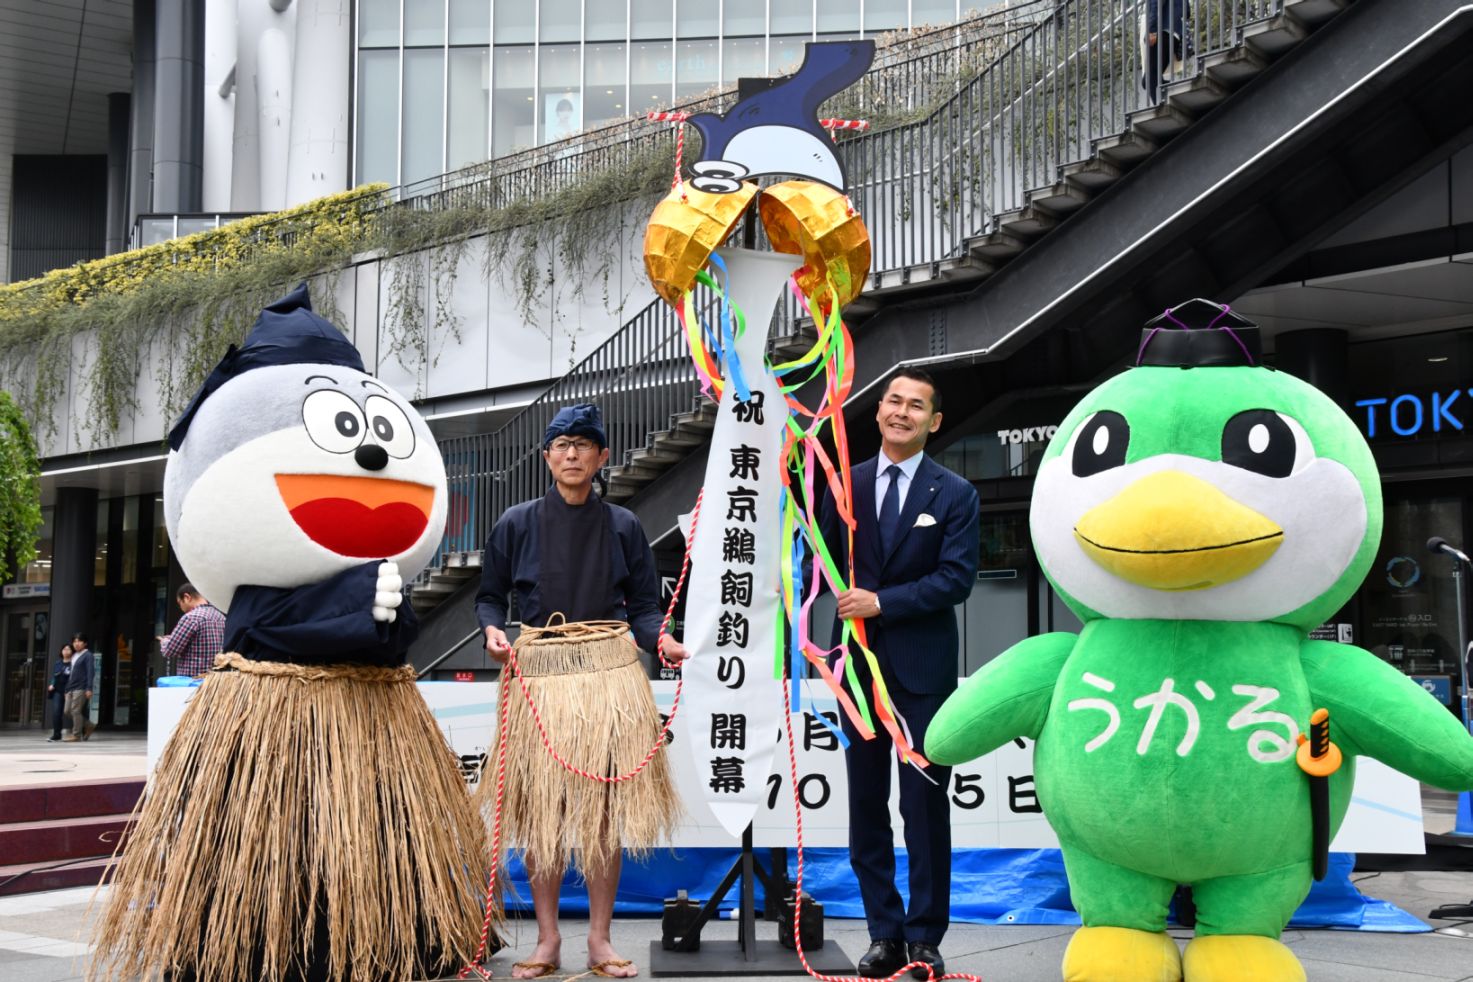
[275,474,435,558]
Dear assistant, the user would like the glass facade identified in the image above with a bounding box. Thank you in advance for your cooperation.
[354,0,976,179]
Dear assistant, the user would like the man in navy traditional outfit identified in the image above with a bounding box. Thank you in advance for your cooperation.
[476,403,688,979]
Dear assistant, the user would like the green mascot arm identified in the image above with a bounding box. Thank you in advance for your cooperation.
[1301,640,1473,791]
[926,631,1076,766]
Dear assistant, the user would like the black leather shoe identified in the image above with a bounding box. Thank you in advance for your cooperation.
[906,942,944,979]
[857,939,906,978]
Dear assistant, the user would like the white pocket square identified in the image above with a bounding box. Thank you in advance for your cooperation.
[914,513,937,527]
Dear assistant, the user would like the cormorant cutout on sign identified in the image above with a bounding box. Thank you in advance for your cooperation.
[685,40,875,194]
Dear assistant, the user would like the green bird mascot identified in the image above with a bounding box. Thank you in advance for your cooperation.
[926,300,1473,982]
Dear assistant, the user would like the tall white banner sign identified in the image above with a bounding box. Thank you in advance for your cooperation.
[680,247,801,838]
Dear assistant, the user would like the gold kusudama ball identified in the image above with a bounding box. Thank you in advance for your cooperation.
[643,182,758,308]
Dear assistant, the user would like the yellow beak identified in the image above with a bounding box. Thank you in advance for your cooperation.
[1074,470,1283,591]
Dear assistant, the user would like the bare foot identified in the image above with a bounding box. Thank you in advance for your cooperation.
[512,936,562,979]
[587,937,637,978]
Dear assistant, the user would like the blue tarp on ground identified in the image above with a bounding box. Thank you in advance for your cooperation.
[505,848,1428,932]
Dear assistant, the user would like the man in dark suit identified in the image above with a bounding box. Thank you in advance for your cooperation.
[820,367,980,979]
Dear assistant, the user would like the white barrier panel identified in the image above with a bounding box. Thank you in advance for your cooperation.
[148,680,1425,853]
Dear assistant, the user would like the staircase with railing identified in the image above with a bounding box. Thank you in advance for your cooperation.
[408,0,1354,613]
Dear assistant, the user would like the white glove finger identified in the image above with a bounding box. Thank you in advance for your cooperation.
[378,561,399,578]
[376,574,404,593]
[372,605,391,622]
[375,591,403,608]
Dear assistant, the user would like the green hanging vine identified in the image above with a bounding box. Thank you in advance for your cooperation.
[0,389,43,583]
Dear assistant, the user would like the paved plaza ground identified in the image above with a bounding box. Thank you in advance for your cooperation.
[2,729,1470,981]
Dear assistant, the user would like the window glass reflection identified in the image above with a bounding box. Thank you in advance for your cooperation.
[449,0,491,44]
[541,0,581,42]
[357,49,400,185]
[677,0,719,38]
[494,0,535,43]
[404,0,446,46]
[585,42,628,128]
[359,0,399,47]
[816,0,858,33]
[492,45,535,154]
[448,47,490,169]
[770,3,811,35]
[865,0,910,32]
[538,43,581,143]
[630,40,673,109]
[912,0,958,27]
[402,48,446,182]
[587,0,627,40]
[768,34,808,74]
[632,0,674,39]
[721,37,765,85]
[723,0,765,37]
[675,39,718,99]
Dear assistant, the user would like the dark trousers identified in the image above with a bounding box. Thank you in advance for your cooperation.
[49,692,67,738]
[840,661,953,945]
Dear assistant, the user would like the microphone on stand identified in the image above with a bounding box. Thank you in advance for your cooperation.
[1428,536,1472,564]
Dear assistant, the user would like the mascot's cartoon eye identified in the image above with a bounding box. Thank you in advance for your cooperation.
[1070,411,1129,477]
[302,389,367,454]
[1221,410,1313,478]
[364,395,416,459]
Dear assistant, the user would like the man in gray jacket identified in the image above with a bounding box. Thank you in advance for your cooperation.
[63,632,96,742]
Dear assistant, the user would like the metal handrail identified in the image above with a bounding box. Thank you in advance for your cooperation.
[416,628,484,679]
[422,1,1293,579]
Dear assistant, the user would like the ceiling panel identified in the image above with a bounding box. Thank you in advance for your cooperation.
[0,0,134,158]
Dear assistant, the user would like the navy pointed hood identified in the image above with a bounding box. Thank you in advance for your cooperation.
[168,283,365,450]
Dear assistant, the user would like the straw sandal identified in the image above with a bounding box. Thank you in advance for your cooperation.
[588,959,636,978]
[511,960,561,978]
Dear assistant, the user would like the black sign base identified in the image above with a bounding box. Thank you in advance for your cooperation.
[648,939,855,977]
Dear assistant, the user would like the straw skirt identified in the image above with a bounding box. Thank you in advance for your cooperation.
[477,621,679,877]
[90,654,492,982]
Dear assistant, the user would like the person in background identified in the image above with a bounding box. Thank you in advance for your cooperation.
[64,632,96,742]
[158,583,227,677]
[1144,0,1192,105]
[46,644,72,742]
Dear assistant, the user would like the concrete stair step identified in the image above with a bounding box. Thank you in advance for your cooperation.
[1025,179,1091,215]
[0,856,115,897]
[1285,0,1350,28]
[1164,73,1230,116]
[993,202,1058,238]
[1093,129,1159,167]
[1244,12,1309,58]
[1201,45,1270,89]
[1129,101,1193,141]
[0,814,132,866]
[967,229,1029,261]
[1059,156,1122,191]
[0,779,143,824]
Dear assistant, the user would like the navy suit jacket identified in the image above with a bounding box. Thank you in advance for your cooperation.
[820,454,980,694]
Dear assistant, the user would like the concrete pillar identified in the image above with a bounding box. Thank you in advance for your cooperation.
[202,0,237,212]
[128,0,157,228]
[1275,328,1349,404]
[46,488,98,688]
[105,93,131,253]
[286,0,350,207]
[256,25,294,210]
[152,0,206,213]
